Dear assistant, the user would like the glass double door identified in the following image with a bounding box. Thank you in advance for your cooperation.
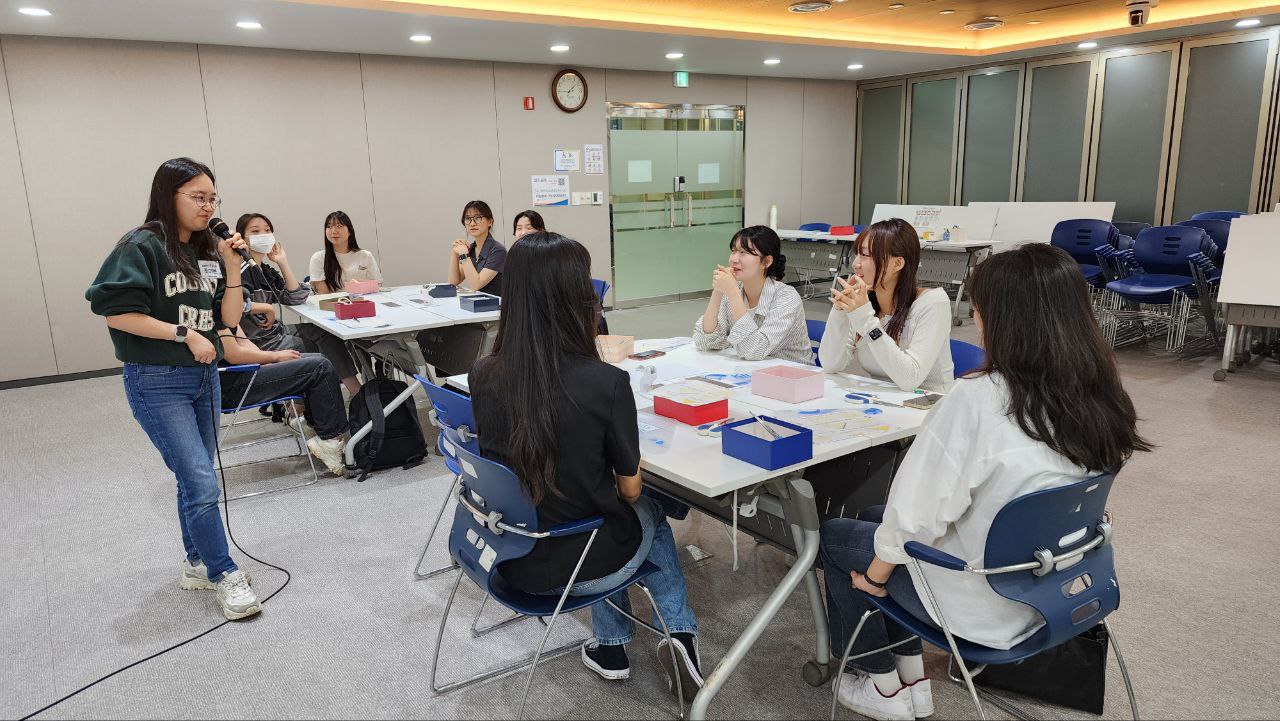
[608,104,744,304]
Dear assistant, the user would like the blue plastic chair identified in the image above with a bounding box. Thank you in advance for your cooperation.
[216,364,320,501]
[591,278,610,305]
[1190,210,1245,221]
[807,319,826,367]
[428,426,687,719]
[1112,221,1150,239]
[412,375,479,581]
[1176,219,1230,262]
[949,339,985,377]
[1103,226,1220,350]
[1050,219,1118,287]
[831,474,1138,721]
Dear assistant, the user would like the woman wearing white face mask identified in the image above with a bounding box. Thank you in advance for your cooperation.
[234,212,309,352]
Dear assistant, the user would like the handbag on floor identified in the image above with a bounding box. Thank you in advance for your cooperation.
[972,622,1109,714]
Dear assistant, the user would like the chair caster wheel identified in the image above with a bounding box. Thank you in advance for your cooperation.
[803,660,833,687]
[1213,369,1227,381]
[953,318,963,327]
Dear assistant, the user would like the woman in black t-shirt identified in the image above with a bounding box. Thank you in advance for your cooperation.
[471,231,704,693]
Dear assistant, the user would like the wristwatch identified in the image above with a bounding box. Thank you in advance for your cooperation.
[174,325,189,343]
[458,253,469,263]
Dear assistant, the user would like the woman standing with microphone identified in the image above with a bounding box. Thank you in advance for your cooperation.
[86,157,261,621]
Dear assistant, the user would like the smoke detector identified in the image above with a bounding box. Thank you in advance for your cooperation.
[789,1,833,13]
[964,17,1005,30]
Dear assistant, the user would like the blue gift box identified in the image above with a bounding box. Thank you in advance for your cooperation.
[426,284,457,298]
[720,416,813,470]
[459,293,501,312]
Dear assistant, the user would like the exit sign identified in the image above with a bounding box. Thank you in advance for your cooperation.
[673,71,689,88]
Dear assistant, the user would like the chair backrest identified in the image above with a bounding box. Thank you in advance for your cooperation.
[444,426,540,591]
[1112,221,1150,239]
[949,339,985,377]
[414,374,479,454]
[983,474,1119,650]
[806,319,826,366]
[591,278,610,305]
[1176,219,1230,256]
[1190,210,1244,221]
[798,222,831,232]
[1132,225,1209,276]
[438,427,463,477]
[1050,219,1117,265]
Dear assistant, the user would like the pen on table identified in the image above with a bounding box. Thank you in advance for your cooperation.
[749,411,781,439]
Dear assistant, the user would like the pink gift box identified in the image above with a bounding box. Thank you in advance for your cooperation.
[344,279,381,295]
[751,365,824,403]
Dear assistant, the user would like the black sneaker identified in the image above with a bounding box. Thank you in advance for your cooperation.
[657,632,704,695]
[581,641,630,681]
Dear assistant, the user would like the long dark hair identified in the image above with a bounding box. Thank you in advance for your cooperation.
[322,211,359,290]
[729,226,787,280]
[236,212,274,238]
[968,243,1152,472]
[472,231,600,504]
[855,218,922,342]
[131,157,217,280]
[512,209,545,235]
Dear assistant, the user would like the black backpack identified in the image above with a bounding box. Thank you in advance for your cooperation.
[347,362,427,482]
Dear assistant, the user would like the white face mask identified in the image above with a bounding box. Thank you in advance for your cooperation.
[248,233,276,254]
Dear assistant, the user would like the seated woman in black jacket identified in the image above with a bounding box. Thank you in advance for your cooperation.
[470,231,704,693]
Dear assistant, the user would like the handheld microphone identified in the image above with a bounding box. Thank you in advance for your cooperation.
[208,217,255,266]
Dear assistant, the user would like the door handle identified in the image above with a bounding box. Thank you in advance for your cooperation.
[686,193,693,227]
[667,193,675,228]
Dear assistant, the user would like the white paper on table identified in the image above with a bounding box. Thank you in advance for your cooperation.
[634,337,691,353]
[336,317,392,329]
[771,408,896,444]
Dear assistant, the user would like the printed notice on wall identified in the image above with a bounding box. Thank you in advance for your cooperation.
[532,174,570,206]
[912,206,943,229]
[627,159,653,184]
[697,162,720,185]
[553,149,580,172]
[584,144,605,175]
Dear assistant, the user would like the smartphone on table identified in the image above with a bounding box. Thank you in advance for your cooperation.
[902,393,944,411]
[629,350,666,361]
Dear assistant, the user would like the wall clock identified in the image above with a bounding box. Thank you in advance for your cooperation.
[552,69,588,113]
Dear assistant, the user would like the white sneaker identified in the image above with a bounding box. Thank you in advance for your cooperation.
[306,436,347,476]
[215,569,261,620]
[836,672,915,721]
[905,678,933,718]
[181,559,251,591]
[288,413,312,437]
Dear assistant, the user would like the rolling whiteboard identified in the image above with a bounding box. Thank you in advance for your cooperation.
[869,204,999,239]
[1218,214,1280,306]
[969,201,1115,244]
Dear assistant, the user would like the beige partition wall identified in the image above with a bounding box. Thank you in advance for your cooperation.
[744,77,805,228]
[0,38,56,382]
[198,46,378,275]
[3,37,213,375]
[800,80,857,225]
[493,63,612,287]
[361,56,503,288]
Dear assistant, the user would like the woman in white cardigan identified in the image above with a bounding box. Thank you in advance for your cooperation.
[819,218,954,392]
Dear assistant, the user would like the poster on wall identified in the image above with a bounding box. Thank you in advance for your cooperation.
[532,175,571,206]
[584,144,605,175]
[554,149,581,172]
[697,162,720,185]
[912,206,943,229]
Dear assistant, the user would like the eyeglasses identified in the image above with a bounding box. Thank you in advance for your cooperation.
[462,216,488,225]
[176,191,221,209]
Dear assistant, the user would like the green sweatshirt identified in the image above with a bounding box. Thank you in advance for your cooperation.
[85,227,231,366]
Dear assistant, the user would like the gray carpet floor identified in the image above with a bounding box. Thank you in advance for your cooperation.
[3,297,1279,720]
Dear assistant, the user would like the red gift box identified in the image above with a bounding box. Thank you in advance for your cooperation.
[334,298,376,320]
[653,396,729,426]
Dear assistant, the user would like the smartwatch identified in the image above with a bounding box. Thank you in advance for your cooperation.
[458,253,469,263]
[867,327,883,342]
[174,325,189,343]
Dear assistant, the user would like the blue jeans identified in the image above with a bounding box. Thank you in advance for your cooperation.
[123,363,237,582]
[549,496,697,646]
[819,506,934,674]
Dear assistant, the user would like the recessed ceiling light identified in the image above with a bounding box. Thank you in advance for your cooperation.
[847,63,864,70]
[1027,20,1042,25]
[763,58,782,65]
[410,34,432,43]
[18,7,51,16]
[888,3,905,9]
[938,9,955,14]
[550,44,570,53]
[964,19,1005,30]
[665,52,684,59]
[236,20,262,30]
[1078,41,1098,49]
[789,1,833,13]
[1237,18,1262,27]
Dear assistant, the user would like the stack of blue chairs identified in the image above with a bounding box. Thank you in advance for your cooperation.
[1101,225,1220,350]
[1189,210,1245,221]
[1049,219,1119,288]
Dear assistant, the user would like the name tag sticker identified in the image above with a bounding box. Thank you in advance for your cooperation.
[199,261,223,280]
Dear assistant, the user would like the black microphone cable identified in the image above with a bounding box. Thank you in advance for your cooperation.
[22,366,293,719]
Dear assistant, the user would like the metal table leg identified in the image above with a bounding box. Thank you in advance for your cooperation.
[690,478,822,720]
[1215,323,1238,381]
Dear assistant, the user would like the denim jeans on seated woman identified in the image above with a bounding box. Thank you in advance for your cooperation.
[819,505,937,674]
[123,363,238,582]
[543,495,698,646]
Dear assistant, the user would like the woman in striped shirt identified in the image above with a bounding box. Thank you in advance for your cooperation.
[693,226,811,364]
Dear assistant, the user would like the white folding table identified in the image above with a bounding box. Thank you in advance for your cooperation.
[448,342,930,719]
[285,286,500,469]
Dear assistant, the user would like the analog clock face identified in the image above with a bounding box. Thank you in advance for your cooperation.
[554,70,587,112]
